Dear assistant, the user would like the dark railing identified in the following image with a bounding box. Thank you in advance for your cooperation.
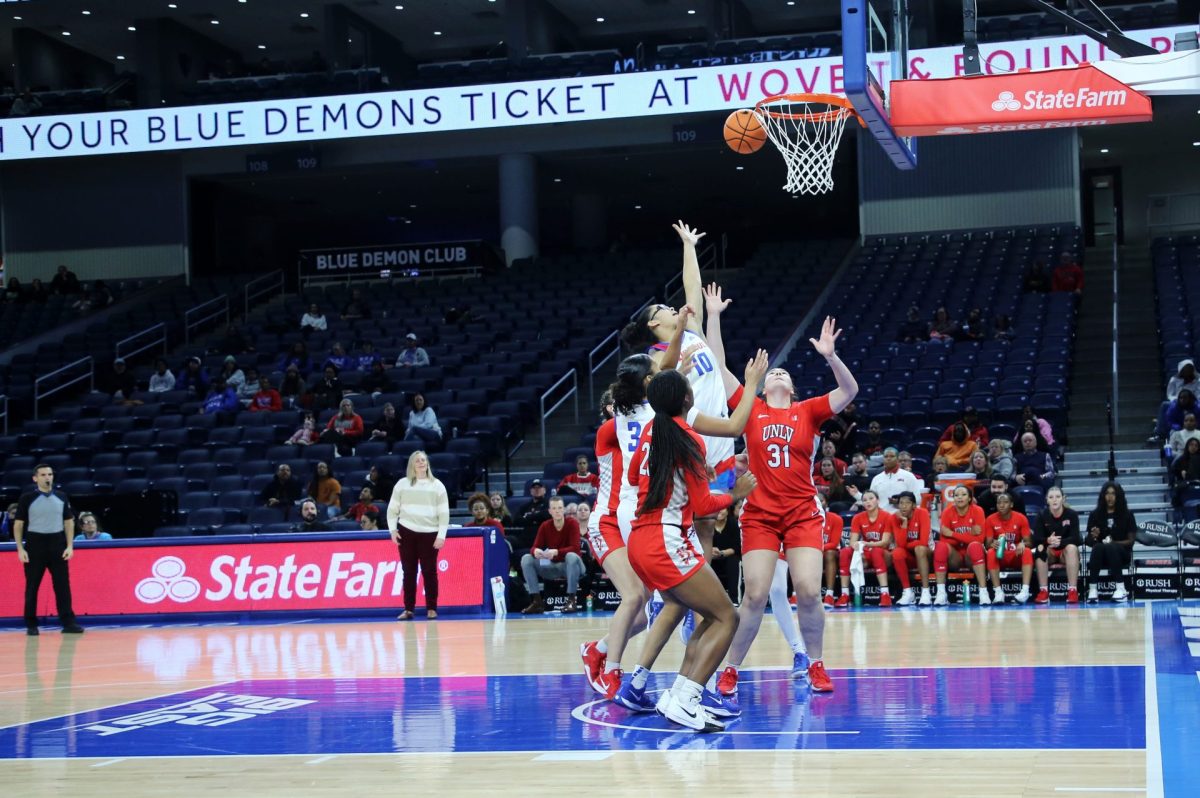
[34,357,94,420]
[0,394,7,435]
[183,295,230,344]
[115,323,168,363]
[244,270,285,318]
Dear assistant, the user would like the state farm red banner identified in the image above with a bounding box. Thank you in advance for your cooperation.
[2,536,484,619]
[889,64,1152,136]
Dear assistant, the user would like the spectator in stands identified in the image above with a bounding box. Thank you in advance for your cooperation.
[340,487,378,522]
[354,340,381,371]
[897,305,925,343]
[1166,389,1199,432]
[396,333,430,368]
[404,393,442,446]
[815,458,854,512]
[201,378,239,421]
[820,439,847,474]
[98,358,137,402]
[9,88,41,117]
[1032,486,1081,604]
[1021,405,1056,446]
[218,323,254,355]
[1085,481,1134,602]
[176,357,210,397]
[148,358,176,393]
[968,449,992,486]
[237,366,261,406]
[866,447,924,509]
[366,465,395,500]
[897,450,920,480]
[286,413,318,446]
[279,364,307,406]
[219,356,245,393]
[324,342,353,372]
[370,402,404,444]
[1,277,23,302]
[248,376,282,412]
[489,492,514,527]
[467,493,504,536]
[993,314,1014,342]
[935,423,977,469]
[519,496,585,614]
[0,503,17,542]
[1014,432,1055,490]
[710,501,742,602]
[1015,417,1051,452]
[306,461,342,518]
[940,407,989,448]
[575,502,591,528]
[1168,413,1200,460]
[342,289,372,321]
[977,475,1026,516]
[924,455,950,495]
[514,479,552,558]
[295,499,331,533]
[73,280,113,311]
[556,455,599,500]
[987,439,1015,482]
[1026,260,1050,293]
[959,308,987,342]
[321,398,364,455]
[359,508,382,532]
[73,512,111,542]
[1167,359,1200,402]
[26,278,48,303]
[361,360,394,396]
[929,307,956,342]
[387,450,451,621]
[279,342,313,374]
[1051,252,1084,294]
[260,464,303,515]
[311,365,344,412]
[50,265,80,295]
[821,402,858,458]
[1172,439,1200,501]
[861,420,885,456]
[300,303,327,333]
[844,452,872,496]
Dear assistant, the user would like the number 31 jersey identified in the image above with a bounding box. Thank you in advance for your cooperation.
[730,385,833,516]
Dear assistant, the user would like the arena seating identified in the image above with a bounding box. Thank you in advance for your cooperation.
[1154,234,1200,381]
[977,1,1178,42]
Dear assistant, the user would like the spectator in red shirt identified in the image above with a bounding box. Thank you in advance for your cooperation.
[468,492,505,537]
[248,376,282,412]
[519,496,584,614]
[340,486,378,522]
[556,455,600,500]
[320,398,364,455]
[939,406,989,448]
[1051,252,1083,294]
[820,439,847,474]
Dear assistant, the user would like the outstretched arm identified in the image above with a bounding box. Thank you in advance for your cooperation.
[651,304,694,371]
[703,283,742,399]
[673,221,706,335]
[691,350,769,438]
[810,316,858,413]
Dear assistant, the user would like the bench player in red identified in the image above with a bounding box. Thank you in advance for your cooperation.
[835,490,894,607]
[933,485,989,605]
[889,490,932,606]
[819,493,844,608]
[984,492,1033,604]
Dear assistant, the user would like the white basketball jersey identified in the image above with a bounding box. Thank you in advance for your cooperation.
[615,402,655,511]
[652,329,733,469]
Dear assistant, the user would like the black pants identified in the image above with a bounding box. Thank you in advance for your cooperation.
[710,556,742,602]
[23,532,76,628]
[1088,542,1131,579]
[398,526,439,612]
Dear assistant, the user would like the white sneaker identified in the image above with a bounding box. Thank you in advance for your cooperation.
[896,588,915,606]
[1014,587,1030,604]
[993,588,1006,605]
[978,590,992,606]
[1112,584,1129,602]
[655,688,673,716]
[933,591,948,606]
[659,691,723,732]
[1087,585,1099,602]
[919,589,932,606]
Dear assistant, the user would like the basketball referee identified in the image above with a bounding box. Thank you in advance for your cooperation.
[14,464,84,636]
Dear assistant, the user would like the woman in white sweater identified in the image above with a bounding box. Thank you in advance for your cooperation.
[387,450,450,620]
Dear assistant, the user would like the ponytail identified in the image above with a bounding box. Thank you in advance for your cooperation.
[639,371,706,515]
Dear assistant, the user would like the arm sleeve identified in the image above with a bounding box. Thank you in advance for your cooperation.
[1031,512,1047,547]
[562,519,581,558]
[532,520,549,551]
[386,482,404,531]
[682,464,733,519]
[1064,510,1083,545]
[14,494,32,523]
[727,385,744,413]
[1019,514,1032,540]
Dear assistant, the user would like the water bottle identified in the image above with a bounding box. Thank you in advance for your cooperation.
[961,580,971,605]
[853,590,862,607]
[586,594,594,613]
[996,534,1007,559]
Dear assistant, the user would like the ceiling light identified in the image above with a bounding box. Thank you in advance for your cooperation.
[409,204,417,209]
[1100,148,1109,153]
[687,9,696,14]
[395,4,404,8]
[168,3,177,8]
[1193,141,1200,146]
[634,204,642,209]
[62,31,72,36]
[736,165,744,170]
[210,19,219,25]
[300,12,309,18]
[257,44,266,49]
[434,30,442,35]
[596,17,605,22]
[553,178,562,183]
[116,55,126,61]
[82,10,92,15]
[128,25,136,31]
[12,16,20,21]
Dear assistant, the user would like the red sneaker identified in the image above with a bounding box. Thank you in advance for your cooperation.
[823,594,835,608]
[1035,588,1050,604]
[835,594,850,608]
[580,641,606,695]
[716,665,739,696]
[789,594,797,606]
[1066,588,1079,605]
[808,660,834,693]
[597,668,622,700]
[878,592,893,608]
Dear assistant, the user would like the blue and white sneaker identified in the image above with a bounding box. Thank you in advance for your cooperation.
[791,651,811,681]
[614,681,658,713]
[678,610,696,645]
[645,593,665,629]
[700,688,741,718]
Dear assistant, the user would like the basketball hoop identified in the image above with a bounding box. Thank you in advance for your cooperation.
[754,94,866,195]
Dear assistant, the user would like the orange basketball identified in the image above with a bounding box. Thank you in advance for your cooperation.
[724,109,766,154]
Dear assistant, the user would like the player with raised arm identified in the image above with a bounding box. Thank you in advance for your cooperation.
[714,315,859,697]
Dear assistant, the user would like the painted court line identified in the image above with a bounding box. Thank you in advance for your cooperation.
[305,755,337,765]
[90,758,125,768]
[1143,608,1164,798]
[1054,789,1145,794]
[533,752,612,762]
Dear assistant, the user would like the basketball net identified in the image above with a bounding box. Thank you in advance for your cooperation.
[754,94,864,195]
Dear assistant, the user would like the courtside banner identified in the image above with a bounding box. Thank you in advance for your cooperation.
[889,64,1153,136]
[298,240,489,278]
[0,26,1187,161]
[0,532,489,620]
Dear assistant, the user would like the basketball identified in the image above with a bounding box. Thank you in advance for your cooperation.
[724,109,766,154]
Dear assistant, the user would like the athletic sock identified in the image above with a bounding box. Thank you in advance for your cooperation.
[879,586,890,594]
[595,639,608,655]
[704,672,718,692]
[825,589,834,597]
[604,661,620,673]
[672,673,688,692]
[631,666,650,690]
[678,679,703,707]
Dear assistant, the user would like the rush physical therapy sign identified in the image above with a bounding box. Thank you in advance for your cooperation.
[1,534,488,619]
[0,25,1187,161]
[889,64,1153,136]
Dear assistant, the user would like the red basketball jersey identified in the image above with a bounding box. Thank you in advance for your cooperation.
[985,511,1031,546]
[628,417,732,530]
[822,512,844,551]
[940,503,986,545]
[851,509,894,544]
[893,506,932,548]
[593,419,619,520]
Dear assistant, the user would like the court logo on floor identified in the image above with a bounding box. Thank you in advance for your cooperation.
[79,691,316,737]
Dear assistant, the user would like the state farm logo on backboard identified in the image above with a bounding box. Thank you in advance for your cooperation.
[991,91,1021,111]
[136,557,201,604]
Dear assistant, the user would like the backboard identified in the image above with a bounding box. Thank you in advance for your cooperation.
[841,0,918,169]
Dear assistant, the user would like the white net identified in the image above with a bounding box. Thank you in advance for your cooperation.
[755,96,855,195]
